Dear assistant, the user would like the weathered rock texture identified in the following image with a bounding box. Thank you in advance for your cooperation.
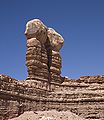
[25,19,64,85]
[0,19,104,120]
[9,110,85,120]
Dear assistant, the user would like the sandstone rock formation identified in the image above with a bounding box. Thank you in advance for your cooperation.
[25,19,64,84]
[25,19,48,82]
[0,19,104,120]
[25,19,47,43]
[47,28,64,51]
[47,28,64,83]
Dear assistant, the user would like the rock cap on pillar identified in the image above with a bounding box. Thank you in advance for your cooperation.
[25,19,47,44]
[47,28,64,51]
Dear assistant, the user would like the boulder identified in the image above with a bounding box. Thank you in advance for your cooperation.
[25,19,47,44]
[47,28,64,51]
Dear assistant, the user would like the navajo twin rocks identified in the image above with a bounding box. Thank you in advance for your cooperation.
[0,19,104,120]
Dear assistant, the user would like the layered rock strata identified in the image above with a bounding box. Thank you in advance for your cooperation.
[47,28,64,83]
[0,75,104,120]
[0,19,104,120]
[25,19,64,84]
[25,19,48,82]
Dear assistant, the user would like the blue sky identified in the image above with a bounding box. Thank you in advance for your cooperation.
[0,0,104,80]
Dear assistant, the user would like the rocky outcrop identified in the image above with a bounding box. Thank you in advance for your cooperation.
[25,19,64,84]
[0,19,104,120]
[25,19,48,83]
[47,28,64,83]
[1,74,104,119]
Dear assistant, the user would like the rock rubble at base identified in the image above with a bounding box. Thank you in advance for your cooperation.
[9,110,85,120]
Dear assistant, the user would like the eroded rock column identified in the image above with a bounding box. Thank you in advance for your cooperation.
[25,19,64,84]
[47,28,64,83]
[25,19,49,81]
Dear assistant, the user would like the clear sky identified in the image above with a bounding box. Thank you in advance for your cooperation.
[0,0,104,80]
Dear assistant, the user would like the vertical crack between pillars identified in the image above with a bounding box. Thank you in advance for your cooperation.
[45,38,52,89]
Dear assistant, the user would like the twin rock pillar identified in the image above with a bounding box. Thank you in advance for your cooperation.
[25,19,64,85]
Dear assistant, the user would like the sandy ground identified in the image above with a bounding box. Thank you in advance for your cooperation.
[9,110,85,120]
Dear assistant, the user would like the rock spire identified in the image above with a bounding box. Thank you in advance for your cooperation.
[25,19,64,84]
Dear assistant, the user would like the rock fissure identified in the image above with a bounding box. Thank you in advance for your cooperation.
[45,38,52,87]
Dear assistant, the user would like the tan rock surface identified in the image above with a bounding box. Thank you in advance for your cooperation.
[27,38,41,47]
[1,19,104,120]
[9,110,85,120]
[25,19,64,83]
[25,19,47,43]
[47,28,64,51]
